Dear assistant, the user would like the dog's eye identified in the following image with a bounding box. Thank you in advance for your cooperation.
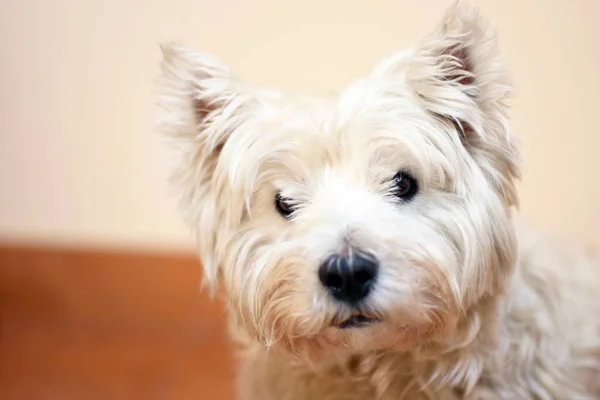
[275,194,295,218]
[392,171,418,201]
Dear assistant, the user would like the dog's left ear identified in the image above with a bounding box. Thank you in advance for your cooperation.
[374,3,511,124]
[374,3,521,206]
[412,3,513,125]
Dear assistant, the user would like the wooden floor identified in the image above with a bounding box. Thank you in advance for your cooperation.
[0,245,235,400]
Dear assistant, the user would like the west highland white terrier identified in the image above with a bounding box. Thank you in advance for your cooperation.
[156,3,600,399]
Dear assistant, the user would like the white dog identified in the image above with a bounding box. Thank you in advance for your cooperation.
[156,3,600,399]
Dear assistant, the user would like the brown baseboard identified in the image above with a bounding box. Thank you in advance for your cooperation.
[0,244,235,400]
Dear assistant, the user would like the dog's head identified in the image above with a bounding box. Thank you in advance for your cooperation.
[156,4,520,360]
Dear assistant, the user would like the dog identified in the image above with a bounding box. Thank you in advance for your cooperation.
[155,3,600,399]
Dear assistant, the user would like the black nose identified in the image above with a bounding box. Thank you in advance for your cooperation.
[319,253,379,303]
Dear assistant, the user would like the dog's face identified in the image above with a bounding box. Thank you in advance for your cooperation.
[157,4,521,360]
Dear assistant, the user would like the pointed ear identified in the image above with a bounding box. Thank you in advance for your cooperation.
[373,4,521,206]
[156,42,252,286]
[156,42,248,168]
[408,3,513,120]
[371,4,513,131]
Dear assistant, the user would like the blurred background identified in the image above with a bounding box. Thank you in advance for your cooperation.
[0,0,598,399]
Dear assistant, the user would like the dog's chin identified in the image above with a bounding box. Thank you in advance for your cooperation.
[292,321,414,360]
[255,301,454,362]
[318,310,448,355]
[329,313,411,343]
[263,314,440,365]
[336,314,382,329]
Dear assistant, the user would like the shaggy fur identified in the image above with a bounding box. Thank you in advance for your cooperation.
[155,4,600,399]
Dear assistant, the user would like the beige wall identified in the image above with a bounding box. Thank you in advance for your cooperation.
[1,0,598,251]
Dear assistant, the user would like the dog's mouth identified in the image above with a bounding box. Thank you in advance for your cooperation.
[337,314,381,329]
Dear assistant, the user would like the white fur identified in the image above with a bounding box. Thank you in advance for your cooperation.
[156,3,600,399]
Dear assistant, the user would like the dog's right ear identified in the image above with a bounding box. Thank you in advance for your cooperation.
[156,43,252,287]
